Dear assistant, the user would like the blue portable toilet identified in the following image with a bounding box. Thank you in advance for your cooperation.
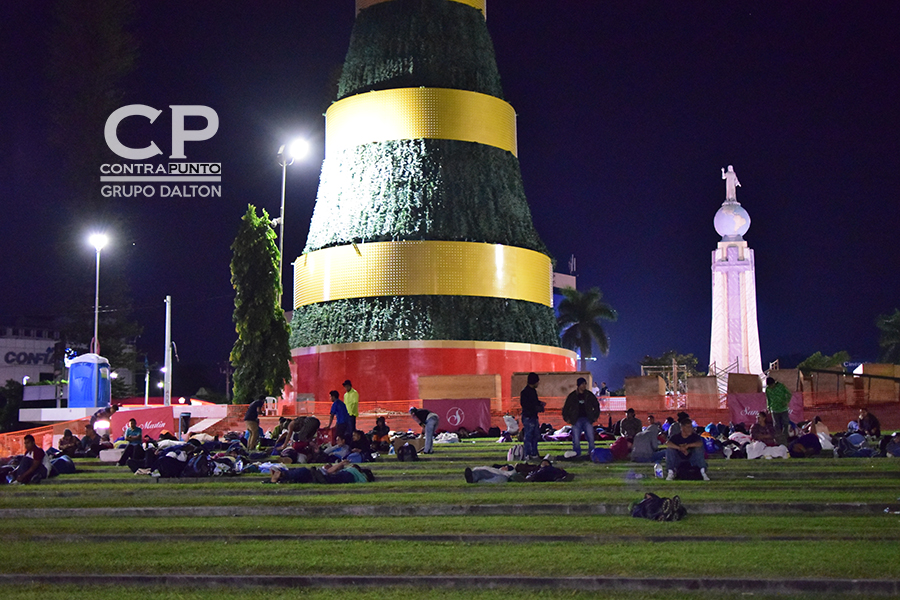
[67,353,111,408]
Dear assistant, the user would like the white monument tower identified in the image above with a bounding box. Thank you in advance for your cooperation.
[709,166,763,375]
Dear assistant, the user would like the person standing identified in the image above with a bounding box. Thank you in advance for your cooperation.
[764,377,792,446]
[326,390,351,441]
[562,377,600,457]
[244,396,265,451]
[342,380,359,435]
[409,407,440,454]
[519,372,544,460]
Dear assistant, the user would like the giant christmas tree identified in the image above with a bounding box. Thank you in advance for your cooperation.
[289,0,575,404]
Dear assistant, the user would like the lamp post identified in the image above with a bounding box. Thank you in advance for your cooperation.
[275,139,309,308]
[88,233,108,355]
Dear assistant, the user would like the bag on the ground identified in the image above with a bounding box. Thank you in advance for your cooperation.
[507,444,525,461]
[397,443,419,462]
[181,452,210,477]
[49,455,76,476]
[631,492,665,519]
[676,464,703,480]
[590,447,614,463]
[838,433,872,458]
[488,426,501,437]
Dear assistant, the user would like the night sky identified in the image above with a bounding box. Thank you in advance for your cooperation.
[2,1,899,394]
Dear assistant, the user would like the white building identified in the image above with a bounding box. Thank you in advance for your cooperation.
[0,325,59,385]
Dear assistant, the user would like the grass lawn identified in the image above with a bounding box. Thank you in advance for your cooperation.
[1,438,898,592]
[0,584,870,600]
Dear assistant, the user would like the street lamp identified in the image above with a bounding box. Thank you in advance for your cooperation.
[88,233,109,354]
[275,139,309,308]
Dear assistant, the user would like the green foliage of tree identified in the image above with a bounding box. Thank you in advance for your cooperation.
[339,0,503,100]
[640,350,702,377]
[230,205,291,404]
[293,0,557,349]
[305,140,547,254]
[0,380,24,433]
[291,297,559,348]
[876,308,900,364]
[797,351,852,373]
[557,287,617,370]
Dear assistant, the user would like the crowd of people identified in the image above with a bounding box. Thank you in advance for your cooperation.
[3,372,898,486]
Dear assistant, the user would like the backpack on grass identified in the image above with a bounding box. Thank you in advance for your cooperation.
[397,443,419,462]
[181,452,210,477]
[507,444,525,461]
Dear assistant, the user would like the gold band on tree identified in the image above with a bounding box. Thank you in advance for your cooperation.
[293,240,552,308]
[356,0,485,17]
[325,87,516,157]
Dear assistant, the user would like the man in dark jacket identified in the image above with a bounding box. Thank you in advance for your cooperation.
[519,372,544,460]
[858,408,881,438]
[561,377,600,457]
[409,407,440,454]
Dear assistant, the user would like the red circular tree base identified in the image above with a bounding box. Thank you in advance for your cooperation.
[286,340,576,407]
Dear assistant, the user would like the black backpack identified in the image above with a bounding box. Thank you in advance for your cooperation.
[676,464,703,481]
[397,443,419,462]
[181,452,210,477]
[631,493,665,520]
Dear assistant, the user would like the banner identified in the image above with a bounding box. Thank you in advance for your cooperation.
[110,407,176,441]
[727,393,803,427]
[422,398,491,432]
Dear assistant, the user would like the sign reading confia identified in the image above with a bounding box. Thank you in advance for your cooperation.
[100,104,221,198]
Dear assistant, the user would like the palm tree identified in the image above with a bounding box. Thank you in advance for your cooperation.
[876,308,900,364]
[557,287,618,370]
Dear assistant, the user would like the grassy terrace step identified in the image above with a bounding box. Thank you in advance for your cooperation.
[1,539,899,580]
[4,448,899,589]
[1,514,895,539]
[3,580,899,600]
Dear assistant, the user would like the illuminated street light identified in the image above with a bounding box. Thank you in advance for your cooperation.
[275,139,309,308]
[88,233,109,354]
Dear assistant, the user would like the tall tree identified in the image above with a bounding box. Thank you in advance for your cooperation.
[557,287,617,371]
[230,205,291,403]
[876,309,900,364]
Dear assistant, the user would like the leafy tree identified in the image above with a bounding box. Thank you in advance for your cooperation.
[0,380,24,433]
[557,287,618,370]
[876,308,900,364]
[230,205,291,403]
[797,351,852,373]
[640,350,702,377]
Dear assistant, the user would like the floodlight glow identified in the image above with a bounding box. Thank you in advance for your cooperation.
[157,381,164,388]
[88,233,109,251]
[289,139,309,160]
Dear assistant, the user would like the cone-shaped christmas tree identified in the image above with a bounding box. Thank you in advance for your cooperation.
[289,0,575,405]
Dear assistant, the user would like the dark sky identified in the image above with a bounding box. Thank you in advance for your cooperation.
[2,1,899,393]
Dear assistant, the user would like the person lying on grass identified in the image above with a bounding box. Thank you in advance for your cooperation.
[270,459,374,484]
[463,458,574,483]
